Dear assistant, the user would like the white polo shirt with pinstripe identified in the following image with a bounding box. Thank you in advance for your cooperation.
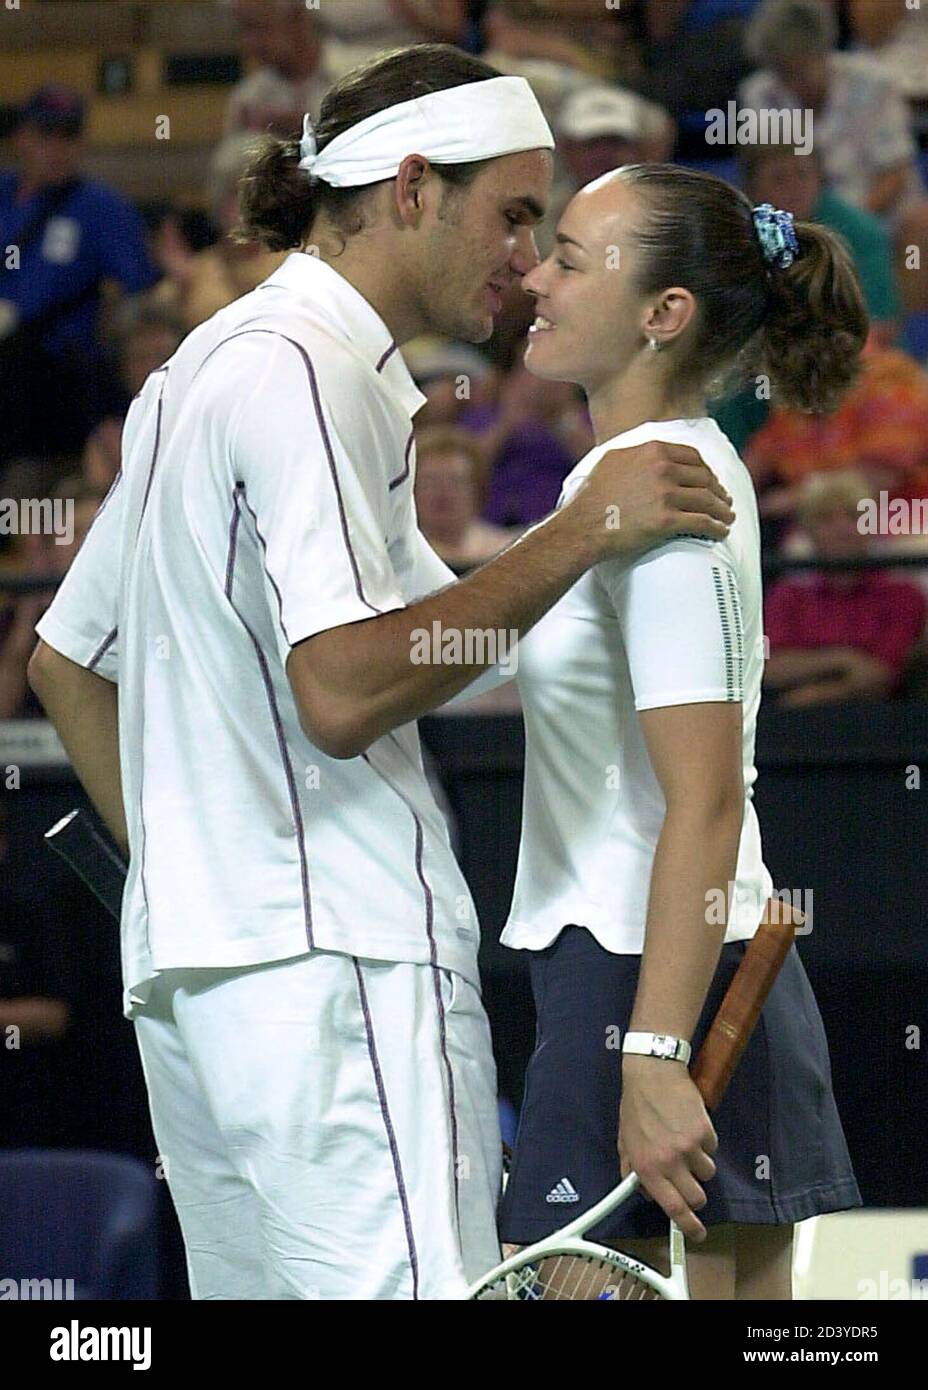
[37,249,489,1012]
[35,249,503,1298]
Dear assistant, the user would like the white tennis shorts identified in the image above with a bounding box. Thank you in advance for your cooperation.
[132,950,502,1299]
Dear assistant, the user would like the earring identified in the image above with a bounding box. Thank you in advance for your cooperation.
[648,337,662,353]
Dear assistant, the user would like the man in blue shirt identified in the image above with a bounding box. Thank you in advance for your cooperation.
[0,86,159,462]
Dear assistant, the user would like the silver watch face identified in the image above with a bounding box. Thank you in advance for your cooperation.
[652,1035,677,1059]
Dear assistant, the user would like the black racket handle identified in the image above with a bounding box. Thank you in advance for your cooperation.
[44,808,127,922]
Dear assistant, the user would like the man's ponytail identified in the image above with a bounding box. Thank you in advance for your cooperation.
[234,134,320,252]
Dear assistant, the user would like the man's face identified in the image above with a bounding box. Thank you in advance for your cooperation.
[749,152,821,221]
[13,124,81,186]
[418,148,553,346]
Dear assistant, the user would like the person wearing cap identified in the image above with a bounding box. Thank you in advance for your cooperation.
[501,81,675,274]
[27,46,734,1300]
[0,85,158,462]
[558,83,675,185]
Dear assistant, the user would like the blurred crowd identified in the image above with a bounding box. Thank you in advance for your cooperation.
[2,0,928,723]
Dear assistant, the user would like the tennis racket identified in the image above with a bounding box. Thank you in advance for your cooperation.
[470,899,801,1300]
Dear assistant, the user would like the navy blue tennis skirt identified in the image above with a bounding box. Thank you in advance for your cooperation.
[499,926,861,1244]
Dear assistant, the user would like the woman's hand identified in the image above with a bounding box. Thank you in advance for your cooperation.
[618,1054,718,1241]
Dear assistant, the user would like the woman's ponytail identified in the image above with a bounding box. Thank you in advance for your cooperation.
[761,221,870,414]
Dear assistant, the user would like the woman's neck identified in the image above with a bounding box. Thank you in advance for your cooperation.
[586,361,707,446]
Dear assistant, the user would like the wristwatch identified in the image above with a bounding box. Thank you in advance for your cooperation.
[622,1031,692,1065]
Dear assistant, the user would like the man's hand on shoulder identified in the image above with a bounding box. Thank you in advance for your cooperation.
[558,441,735,564]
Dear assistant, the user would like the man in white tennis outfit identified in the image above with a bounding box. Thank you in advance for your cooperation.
[27,51,735,1300]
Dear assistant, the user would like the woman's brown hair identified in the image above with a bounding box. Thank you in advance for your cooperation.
[234,44,502,254]
[617,163,870,415]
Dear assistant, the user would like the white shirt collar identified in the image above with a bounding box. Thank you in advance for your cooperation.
[262,251,428,419]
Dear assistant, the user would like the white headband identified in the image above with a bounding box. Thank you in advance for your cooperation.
[298,75,554,188]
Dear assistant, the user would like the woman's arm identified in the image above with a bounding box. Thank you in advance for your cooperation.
[618,699,745,1240]
[631,701,744,1039]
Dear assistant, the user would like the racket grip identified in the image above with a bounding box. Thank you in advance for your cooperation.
[690,898,801,1112]
[44,808,127,922]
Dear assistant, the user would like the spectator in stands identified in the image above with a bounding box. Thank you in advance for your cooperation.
[740,0,928,312]
[314,1,471,52]
[513,82,676,292]
[482,2,637,83]
[764,470,927,705]
[557,83,676,191]
[633,1,760,118]
[0,793,75,1147]
[81,419,123,491]
[414,425,515,569]
[712,140,902,455]
[0,476,106,720]
[745,339,928,532]
[848,0,928,101]
[459,357,594,526]
[402,337,500,429]
[224,0,359,136]
[139,200,219,294]
[109,301,184,403]
[150,135,286,331]
[0,86,159,464]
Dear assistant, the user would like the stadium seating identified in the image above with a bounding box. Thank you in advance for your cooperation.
[0,1149,159,1300]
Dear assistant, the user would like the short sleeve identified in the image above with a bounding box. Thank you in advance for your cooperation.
[34,470,125,683]
[596,540,745,710]
[229,336,407,664]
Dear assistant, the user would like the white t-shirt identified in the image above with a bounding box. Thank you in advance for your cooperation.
[501,417,774,956]
[36,251,492,1016]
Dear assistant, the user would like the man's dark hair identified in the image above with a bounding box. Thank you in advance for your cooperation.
[235,43,502,253]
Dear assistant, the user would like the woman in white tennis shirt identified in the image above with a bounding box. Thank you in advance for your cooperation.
[498,164,868,1299]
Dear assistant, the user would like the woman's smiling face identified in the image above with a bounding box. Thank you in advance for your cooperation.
[522,174,652,393]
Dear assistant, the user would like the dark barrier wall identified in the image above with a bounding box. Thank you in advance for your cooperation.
[3,702,927,1216]
[421,703,928,1209]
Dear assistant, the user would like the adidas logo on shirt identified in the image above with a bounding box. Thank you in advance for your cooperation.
[545,1178,580,1204]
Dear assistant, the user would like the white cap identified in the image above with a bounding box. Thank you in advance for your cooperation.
[558,84,645,143]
